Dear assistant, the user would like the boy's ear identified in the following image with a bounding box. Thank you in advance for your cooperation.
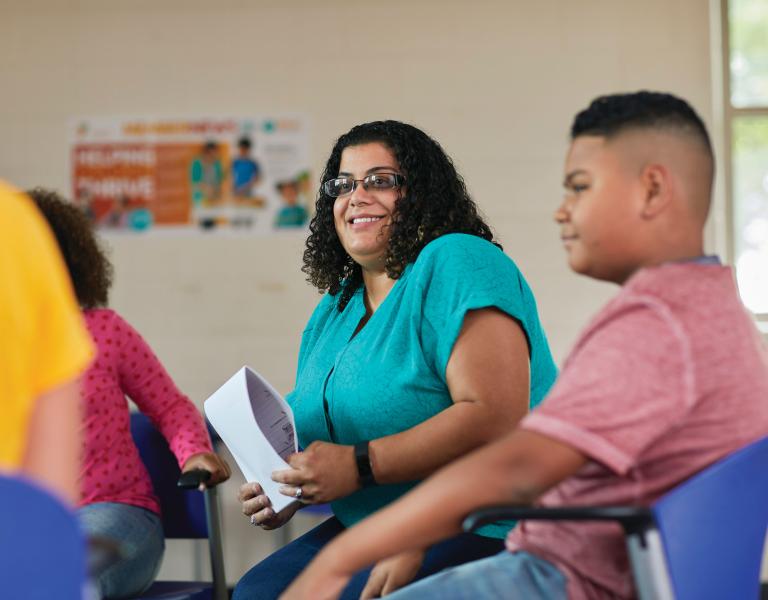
[639,163,673,219]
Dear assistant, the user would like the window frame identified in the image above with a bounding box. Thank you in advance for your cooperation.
[719,0,768,328]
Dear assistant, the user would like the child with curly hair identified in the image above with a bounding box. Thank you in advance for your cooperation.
[28,188,231,600]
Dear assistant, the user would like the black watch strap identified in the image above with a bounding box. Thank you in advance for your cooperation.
[354,441,376,487]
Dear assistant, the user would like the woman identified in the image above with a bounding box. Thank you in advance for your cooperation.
[234,121,557,599]
[28,188,231,600]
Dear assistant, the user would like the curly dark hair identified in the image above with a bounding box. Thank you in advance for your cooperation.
[26,188,113,308]
[303,120,498,310]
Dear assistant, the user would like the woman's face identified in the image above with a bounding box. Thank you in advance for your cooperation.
[332,142,403,271]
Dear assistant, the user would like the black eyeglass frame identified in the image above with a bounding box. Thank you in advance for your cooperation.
[322,173,406,198]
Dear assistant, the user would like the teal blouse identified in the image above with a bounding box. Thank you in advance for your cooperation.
[286,234,557,538]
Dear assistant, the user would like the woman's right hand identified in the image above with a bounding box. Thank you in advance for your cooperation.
[238,482,300,529]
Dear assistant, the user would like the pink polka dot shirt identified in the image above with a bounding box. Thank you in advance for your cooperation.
[79,308,212,514]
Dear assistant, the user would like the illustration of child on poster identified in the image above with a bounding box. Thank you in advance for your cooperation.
[274,177,308,228]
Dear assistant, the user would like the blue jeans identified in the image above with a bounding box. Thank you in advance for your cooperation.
[386,550,567,599]
[233,517,505,600]
[79,502,165,599]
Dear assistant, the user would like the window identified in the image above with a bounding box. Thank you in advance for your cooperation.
[723,0,768,319]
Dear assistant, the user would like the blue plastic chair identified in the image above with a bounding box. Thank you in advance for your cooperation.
[0,474,86,600]
[464,435,768,600]
[130,412,228,600]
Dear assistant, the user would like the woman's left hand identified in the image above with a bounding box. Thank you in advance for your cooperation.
[182,452,231,490]
[272,441,359,504]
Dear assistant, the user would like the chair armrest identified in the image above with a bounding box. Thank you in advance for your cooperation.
[177,468,212,490]
[462,505,654,536]
[202,485,228,600]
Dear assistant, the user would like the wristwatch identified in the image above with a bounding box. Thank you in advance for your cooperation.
[354,441,376,487]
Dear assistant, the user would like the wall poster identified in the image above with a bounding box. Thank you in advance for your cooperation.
[70,116,311,234]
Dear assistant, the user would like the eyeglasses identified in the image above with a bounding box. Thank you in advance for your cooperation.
[323,173,405,198]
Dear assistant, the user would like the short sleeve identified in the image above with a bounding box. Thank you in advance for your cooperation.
[0,185,94,466]
[521,302,692,474]
[415,234,535,380]
[7,189,94,396]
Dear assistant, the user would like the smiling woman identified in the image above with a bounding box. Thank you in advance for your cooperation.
[303,121,500,311]
[331,142,403,278]
[233,121,558,600]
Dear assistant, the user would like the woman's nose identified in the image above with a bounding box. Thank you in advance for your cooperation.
[349,184,371,206]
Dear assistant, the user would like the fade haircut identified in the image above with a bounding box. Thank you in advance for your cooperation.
[571,91,713,157]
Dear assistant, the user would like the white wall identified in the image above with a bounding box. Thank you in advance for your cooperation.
[1,0,727,585]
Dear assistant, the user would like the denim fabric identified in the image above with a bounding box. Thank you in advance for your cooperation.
[79,502,165,599]
[386,550,567,600]
[233,517,505,600]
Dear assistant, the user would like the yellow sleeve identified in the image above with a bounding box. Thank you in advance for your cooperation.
[0,182,94,468]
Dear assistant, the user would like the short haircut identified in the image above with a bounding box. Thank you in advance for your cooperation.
[571,91,713,158]
[238,136,252,149]
[275,179,297,191]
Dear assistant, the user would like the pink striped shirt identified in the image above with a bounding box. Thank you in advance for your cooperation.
[508,263,768,599]
[79,308,212,514]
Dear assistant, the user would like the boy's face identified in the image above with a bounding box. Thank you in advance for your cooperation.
[556,135,644,284]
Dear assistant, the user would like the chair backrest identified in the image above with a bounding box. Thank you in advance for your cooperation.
[0,474,86,599]
[130,412,208,538]
[130,412,228,600]
[652,435,768,600]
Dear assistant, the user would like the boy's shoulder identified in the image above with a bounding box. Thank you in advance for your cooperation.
[571,262,751,373]
[622,263,743,324]
[607,262,734,316]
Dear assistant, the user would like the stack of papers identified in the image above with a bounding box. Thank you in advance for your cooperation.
[204,366,299,514]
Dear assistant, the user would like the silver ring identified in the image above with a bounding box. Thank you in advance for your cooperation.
[294,486,303,499]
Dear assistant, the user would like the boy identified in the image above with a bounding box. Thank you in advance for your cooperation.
[231,136,262,199]
[280,92,768,599]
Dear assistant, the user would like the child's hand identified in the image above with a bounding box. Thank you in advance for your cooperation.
[280,549,349,600]
[361,549,425,598]
[182,453,231,490]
